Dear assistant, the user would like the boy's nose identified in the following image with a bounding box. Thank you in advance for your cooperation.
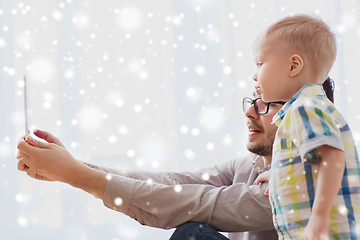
[253,73,257,82]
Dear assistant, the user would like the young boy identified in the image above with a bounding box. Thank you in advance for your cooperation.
[253,14,360,239]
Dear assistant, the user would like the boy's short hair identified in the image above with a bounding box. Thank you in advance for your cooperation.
[264,14,336,82]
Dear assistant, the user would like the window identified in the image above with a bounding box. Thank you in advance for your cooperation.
[1,1,359,239]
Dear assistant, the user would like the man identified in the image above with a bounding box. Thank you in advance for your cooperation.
[16,79,334,239]
[169,93,284,240]
[170,78,334,240]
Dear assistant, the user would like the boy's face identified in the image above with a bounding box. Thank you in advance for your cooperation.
[252,36,292,102]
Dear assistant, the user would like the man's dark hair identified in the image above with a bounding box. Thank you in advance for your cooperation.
[322,77,335,103]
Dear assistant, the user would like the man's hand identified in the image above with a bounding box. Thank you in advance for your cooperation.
[17,151,53,181]
[32,129,66,147]
[16,129,107,199]
[16,130,65,181]
[304,212,330,240]
[17,133,83,184]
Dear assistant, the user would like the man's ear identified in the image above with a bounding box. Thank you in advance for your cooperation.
[288,54,303,77]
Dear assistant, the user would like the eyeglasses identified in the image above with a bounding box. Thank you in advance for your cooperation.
[242,97,286,115]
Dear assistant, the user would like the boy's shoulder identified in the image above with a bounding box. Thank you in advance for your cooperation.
[274,84,338,126]
[291,93,336,114]
[289,94,350,129]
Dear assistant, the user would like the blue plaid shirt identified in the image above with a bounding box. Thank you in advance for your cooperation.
[270,84,360,240]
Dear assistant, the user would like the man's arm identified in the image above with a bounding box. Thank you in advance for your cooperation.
[84,160,235,187]
[103,173,274,231]
[17,132,274,232]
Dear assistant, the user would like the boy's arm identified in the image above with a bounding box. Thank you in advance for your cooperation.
[305,145,345,239]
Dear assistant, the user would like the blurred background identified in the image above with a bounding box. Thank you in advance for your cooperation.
[1,0,359,239]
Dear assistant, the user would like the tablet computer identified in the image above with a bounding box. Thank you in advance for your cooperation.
[23,76,45,142]
[23,75,31,139]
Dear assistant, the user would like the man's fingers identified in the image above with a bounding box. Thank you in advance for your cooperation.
[18,159,29,171]
[17,139,35,156]
[17,136,51,157]
[26,168,38,179]
[26,167,54,181]
[17,135,26,145]
[27,135,51,148]
[33,129,64,147]
[17,151,31,171]
[17,150,30,159]
[18,153,35,170]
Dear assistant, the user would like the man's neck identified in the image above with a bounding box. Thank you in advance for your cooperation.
[262,155,272,167]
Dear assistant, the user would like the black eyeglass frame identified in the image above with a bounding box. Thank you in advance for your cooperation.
[242,97,286,115]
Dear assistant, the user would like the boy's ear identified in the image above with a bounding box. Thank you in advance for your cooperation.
[288,54,303,77]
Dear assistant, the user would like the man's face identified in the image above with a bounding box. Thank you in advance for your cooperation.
[245,95,283,156]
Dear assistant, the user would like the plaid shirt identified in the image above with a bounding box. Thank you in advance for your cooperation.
[270,84,360,240]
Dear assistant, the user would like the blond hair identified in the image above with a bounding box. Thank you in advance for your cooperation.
[264,14,336,82]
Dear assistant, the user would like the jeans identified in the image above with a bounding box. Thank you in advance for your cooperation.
[169,222,230,240]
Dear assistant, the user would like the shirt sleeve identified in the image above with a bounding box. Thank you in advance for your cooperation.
[289,103,345,161]
[102,174,274,232]
[85,161,235,187]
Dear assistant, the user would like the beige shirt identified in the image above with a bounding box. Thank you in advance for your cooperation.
[88,153,277,240]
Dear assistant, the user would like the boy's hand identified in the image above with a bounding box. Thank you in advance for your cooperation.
[255,170,271,196]
[304,213,329,240]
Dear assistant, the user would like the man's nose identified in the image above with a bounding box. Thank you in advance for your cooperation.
[245,103,259,120]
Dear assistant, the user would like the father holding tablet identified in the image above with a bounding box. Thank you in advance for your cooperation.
[16,78,334,239]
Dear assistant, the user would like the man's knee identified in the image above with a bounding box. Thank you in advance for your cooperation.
[170,222,228,240]
[178,222,205,233]
[170,222,205,239]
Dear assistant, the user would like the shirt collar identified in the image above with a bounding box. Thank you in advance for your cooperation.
[272,84,326,126]
[252,155,272,174]
[252,155,265,170]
